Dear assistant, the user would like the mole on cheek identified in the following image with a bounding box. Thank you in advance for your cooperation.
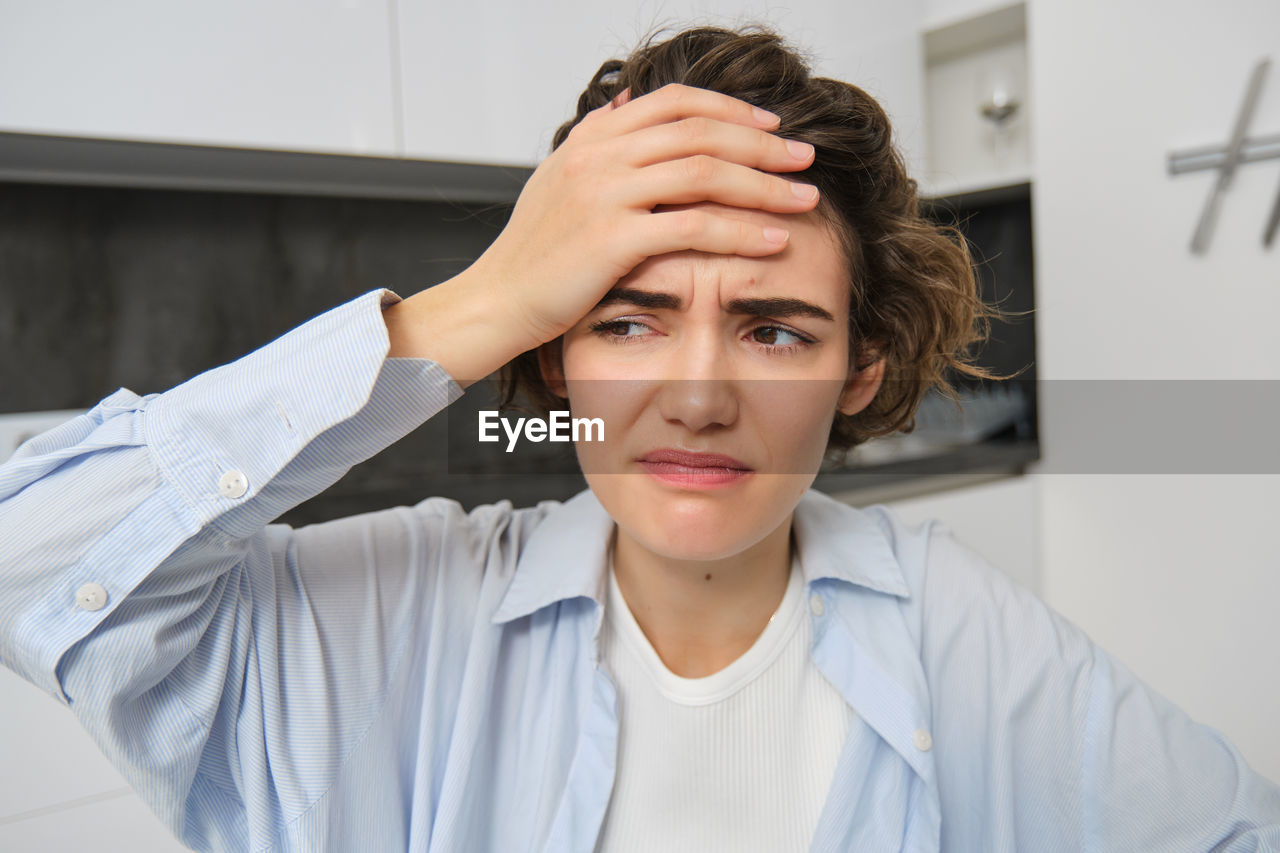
[705,573,712,581]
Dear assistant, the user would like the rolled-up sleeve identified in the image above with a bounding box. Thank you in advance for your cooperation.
[0,287,466,849]
[921,524,1280,851]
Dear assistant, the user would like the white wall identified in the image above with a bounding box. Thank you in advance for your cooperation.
[1028,0,1280,782]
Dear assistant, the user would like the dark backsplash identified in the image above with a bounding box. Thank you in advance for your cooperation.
[0,181,511,410]
[0,180,545,525]
[928,191,1037,390]
[0,180,1035,526]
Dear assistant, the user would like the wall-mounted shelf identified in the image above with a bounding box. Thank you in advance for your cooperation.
[919,1,1031,200]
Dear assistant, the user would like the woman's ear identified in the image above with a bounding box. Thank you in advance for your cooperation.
[837,355,886,417]
[537,340,568,399]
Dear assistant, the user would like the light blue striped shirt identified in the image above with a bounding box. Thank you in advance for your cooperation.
[2,287,1278,852]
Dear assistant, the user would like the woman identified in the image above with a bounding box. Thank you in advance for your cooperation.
[2,23,1277,853]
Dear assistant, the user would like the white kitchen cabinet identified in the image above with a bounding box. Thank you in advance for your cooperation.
[0,0,398,156]
[395,0,925,174]
[0,1,927,176]
[393,0,623,166]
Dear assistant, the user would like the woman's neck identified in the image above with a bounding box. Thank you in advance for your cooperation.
[610,514,794,678]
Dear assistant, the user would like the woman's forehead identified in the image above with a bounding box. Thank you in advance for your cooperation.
[618,211,848,305]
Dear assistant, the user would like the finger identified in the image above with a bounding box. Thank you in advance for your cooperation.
[633,207,793,258]
[581,87,631,127]
[593,83,779,138]
[616,115,814,172]
[572,87,633,141]
[618,155,820,213]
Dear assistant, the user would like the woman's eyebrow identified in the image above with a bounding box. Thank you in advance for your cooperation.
[595,287,835,322]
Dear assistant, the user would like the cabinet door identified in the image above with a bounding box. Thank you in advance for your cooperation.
[396,0,924,172]
[395,0,627,166]
[0,0,397,156]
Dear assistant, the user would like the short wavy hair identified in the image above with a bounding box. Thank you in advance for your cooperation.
[496,23,1017,458]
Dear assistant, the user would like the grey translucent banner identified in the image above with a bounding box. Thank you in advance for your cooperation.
[1030,380,1278,474]
[439,378,1280,476]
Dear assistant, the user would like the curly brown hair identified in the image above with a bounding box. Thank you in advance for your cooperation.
[496,22,1018,458]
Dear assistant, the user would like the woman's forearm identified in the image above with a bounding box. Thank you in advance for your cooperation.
[383,266,541,390]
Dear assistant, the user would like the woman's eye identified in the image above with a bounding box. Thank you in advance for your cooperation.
[588,319,651,341]
[589,319,811,351]
[752,326,807,348]
[610,321,648,337]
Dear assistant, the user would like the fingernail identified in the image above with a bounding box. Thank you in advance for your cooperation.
[753,106,780,126]
[786,140,814,160]
[763,226,789,244]
[791,183,819,201]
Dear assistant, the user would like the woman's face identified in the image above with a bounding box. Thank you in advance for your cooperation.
[539,202,883,561]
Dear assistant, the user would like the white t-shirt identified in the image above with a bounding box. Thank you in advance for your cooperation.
[596,546,854,851]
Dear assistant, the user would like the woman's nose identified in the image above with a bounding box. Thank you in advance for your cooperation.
[654,333,739,433]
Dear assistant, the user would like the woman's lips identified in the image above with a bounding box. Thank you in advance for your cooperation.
[637,449,754,488]
[639,449,750,468]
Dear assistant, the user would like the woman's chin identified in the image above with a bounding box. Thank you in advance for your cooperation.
[614,500,775,561]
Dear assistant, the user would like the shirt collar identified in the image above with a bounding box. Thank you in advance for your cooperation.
[491,486,910,626]
[490,486,935,786]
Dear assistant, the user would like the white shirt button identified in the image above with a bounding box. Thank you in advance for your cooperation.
[913,729,933,751]
[75,582,108,612]
[809,594,825,617]
[218,469,248,499]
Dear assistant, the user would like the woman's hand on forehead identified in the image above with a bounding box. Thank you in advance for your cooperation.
[461,83,822,353]
[651,199,819,233]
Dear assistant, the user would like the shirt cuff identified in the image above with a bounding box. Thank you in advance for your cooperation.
[144,287,464,538]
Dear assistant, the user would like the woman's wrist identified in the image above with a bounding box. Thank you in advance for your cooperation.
[383,266,542,390]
